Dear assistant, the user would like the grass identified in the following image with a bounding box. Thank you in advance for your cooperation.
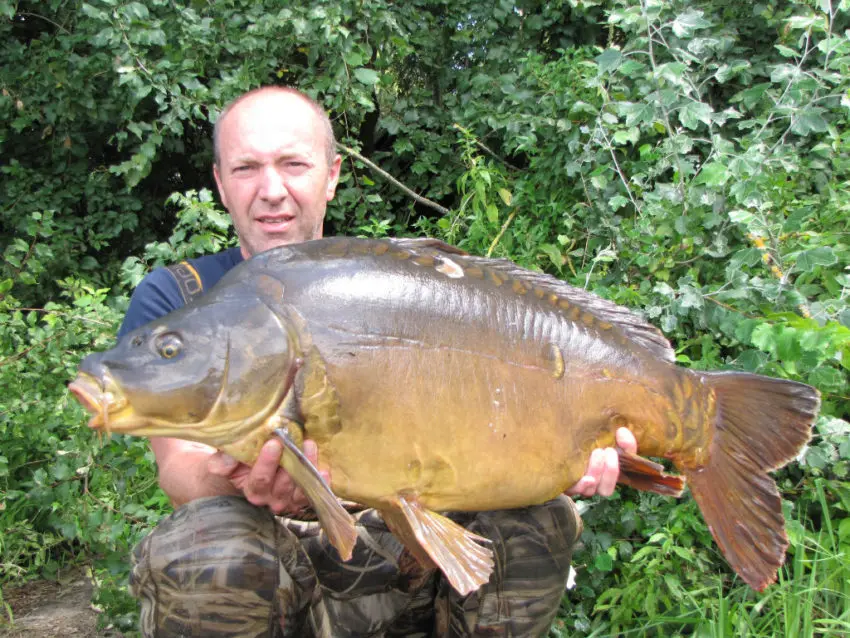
[553,480,850,637]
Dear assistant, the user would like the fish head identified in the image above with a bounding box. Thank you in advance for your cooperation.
[69,288,299,447]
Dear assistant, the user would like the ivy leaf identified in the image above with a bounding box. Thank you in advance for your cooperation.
[353,68,380,86]
[678,101,713,130]
[672,9,711,37]
[791,109,829,136]
[697,161,729,186]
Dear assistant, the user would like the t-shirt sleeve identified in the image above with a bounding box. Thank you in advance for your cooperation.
[117,268,184,338]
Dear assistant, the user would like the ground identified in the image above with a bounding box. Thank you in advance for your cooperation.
[0,568,124,638]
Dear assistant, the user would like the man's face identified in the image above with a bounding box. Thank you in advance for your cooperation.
[213,91,342,260]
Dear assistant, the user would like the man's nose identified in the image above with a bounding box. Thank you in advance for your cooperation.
[259,166,288,201]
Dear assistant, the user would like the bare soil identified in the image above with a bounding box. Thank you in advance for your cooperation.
[0,569,124,638]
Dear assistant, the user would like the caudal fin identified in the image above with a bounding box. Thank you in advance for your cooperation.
[685,371,819,591]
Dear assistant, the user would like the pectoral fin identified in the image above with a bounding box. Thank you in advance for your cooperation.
[617,449,685,497]
[273,427,358,561]
[380,494,494,596]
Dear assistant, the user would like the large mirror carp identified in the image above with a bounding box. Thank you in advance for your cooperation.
[69,237,819,595]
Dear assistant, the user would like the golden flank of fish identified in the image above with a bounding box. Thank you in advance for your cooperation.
[69,237,820,595]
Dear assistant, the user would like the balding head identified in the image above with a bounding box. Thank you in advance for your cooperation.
[213,86,337,167]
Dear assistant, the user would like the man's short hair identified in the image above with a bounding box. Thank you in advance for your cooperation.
[213,86,337,167]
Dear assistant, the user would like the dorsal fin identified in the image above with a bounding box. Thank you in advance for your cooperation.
[386,237,675,363]
[388,237,470,256]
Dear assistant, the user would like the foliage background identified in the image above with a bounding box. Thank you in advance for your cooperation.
[1,0,848,634]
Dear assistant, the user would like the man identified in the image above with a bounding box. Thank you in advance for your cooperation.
[123,86,637,637]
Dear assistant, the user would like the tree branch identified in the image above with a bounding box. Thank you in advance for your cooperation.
[472,138,522,172]
[336,143,451,216]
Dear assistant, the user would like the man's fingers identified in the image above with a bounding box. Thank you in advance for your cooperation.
[244,439,283,501]
[595,447,620,497]
[565,448,602,497]
[615,427,638,455]
[267,468,297,514]
[291,486,308,509]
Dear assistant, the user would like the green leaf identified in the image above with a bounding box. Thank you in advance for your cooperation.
[594,552,613,572]
[751,323,776,352]
[791,110,830,136]
[678,101,713,130]
[838,518,850,542]
[353,68,380,85]
[613,127,640,145]
[809,366,846,393]
[672,9,711,37]
[596,49,623,74]
[804,445,829,469]
[608,195,629,211]
[697,161,729,186]
[539,244,565,269]
[794,247,837,272]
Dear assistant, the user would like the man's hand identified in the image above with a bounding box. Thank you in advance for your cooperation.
[208,438,328,515]
[565,427,637,498]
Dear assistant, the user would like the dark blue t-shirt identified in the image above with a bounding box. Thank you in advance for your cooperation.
[118,247,244,337]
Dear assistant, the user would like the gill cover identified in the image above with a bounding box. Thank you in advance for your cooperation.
[75,273,299,443]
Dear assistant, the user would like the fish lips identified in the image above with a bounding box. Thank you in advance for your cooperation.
[68,371,131,431]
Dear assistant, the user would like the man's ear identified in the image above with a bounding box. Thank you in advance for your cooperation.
[325,154,342,201]
[213,163,229,210]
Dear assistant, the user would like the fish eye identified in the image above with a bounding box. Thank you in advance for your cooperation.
[156,334,183,359]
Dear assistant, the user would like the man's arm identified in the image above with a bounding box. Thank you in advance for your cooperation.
[150,438,241,507]
[152,436,319,514]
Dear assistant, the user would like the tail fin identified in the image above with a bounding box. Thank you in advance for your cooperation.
[685,371,819,591]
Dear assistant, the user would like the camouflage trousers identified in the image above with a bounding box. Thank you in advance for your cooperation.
[130,495,582,637]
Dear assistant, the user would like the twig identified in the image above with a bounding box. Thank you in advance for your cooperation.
[336,143,451,216]
[598,126,643,215]
[0,333,63,368]
[472,138,522,172]
[18,12,72,35]
[85,491,146,526]
[641,5,688,211]
[12,307,111,326]
[486,209,518,257]
[704,295,754,317]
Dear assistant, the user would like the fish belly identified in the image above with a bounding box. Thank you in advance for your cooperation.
[308,343,676,512]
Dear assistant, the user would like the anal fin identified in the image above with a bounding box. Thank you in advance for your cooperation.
[380,494,494,596]
[273,427,358,561]
[617,450,685,497]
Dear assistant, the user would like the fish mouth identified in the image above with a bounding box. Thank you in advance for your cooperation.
[68,372,135,434]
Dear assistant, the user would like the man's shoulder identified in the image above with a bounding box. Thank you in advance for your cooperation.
[118,247,243,337]
[186,246,244,285]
